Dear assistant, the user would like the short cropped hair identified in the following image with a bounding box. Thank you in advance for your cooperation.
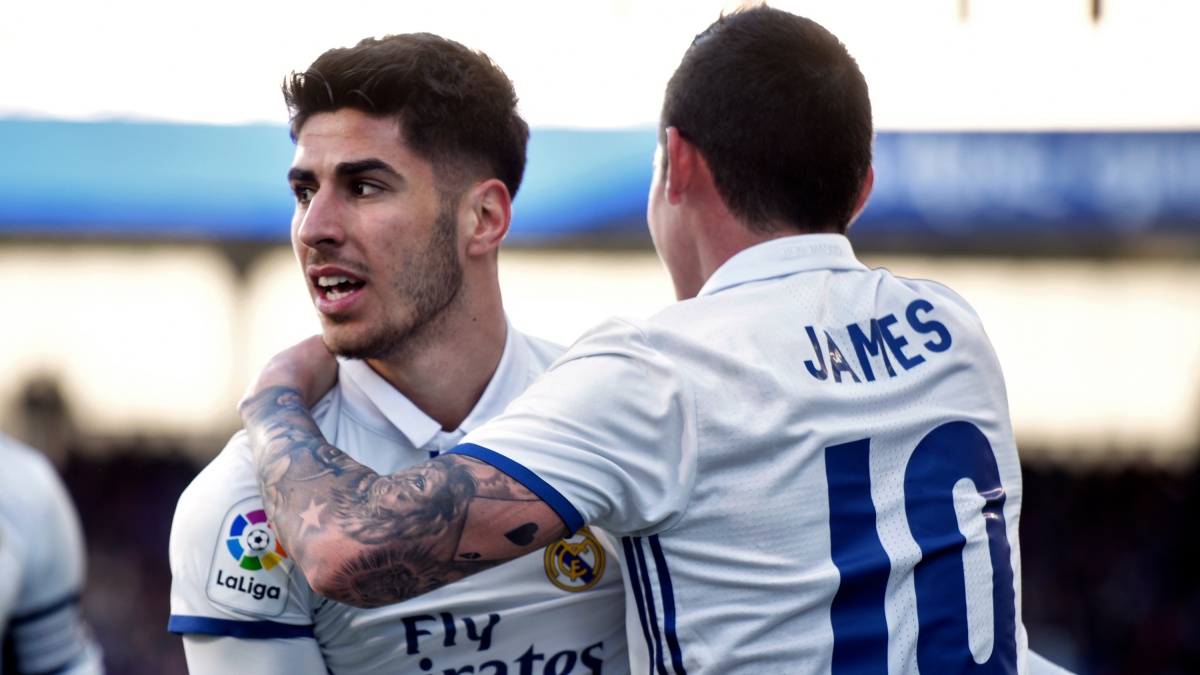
[284,33,529,198]
[661,6,873,234]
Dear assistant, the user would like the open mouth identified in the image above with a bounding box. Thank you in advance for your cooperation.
[316,275,365,301]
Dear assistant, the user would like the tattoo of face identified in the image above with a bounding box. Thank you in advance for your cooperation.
[343,548,422,607]
[329,458,477,547]
[337,543,499,606]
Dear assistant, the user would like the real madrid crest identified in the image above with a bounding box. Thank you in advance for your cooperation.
[545,526,606,591]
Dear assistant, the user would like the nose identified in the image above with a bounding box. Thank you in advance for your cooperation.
[294,189,346,250]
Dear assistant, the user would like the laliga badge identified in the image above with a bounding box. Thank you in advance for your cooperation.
[207,498,291,615]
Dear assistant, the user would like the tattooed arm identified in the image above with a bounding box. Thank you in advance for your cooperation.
[239,341,568,608]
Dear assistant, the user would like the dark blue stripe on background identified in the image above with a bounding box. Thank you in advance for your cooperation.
[167,615,314,639]
[447,443,585,534]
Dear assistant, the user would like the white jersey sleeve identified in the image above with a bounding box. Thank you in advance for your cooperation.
[456,318,696,536]
[168,430,321,659]
[0,435,104,675]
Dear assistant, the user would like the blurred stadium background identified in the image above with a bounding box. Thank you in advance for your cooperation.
[2,1,1198,672]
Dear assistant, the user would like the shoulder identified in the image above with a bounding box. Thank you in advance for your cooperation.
[0,434,88,611]
[174,431,258,522]
[877,270,998,355]
[170,431,309,625]
[521,315,693,427]
[554,314,709,391]
[0,434,63,497]
[0,434,75,530]
[873,266,985,319]
[170,431,264,569]
[559,316,655,360]
[539,317,693,401]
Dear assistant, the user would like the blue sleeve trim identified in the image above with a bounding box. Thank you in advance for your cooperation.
[167,615,315,639]
[11,592,80,625]
[447,443,586,535]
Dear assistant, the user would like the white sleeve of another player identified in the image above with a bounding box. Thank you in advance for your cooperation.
[183,635,327,674]
[10,452,105,675]
[460,317,697,534]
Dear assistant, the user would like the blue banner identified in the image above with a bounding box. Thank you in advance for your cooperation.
[2,119,1199,246]
[859,131,1200,241]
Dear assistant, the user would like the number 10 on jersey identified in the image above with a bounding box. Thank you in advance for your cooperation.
[825,422,1017,674]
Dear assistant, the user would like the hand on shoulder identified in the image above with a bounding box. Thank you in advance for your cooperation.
[239,335,339,415]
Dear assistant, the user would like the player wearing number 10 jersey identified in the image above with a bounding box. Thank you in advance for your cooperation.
[456,232,1029,673]
[458,9,1029,667]
[238,7,1056,674]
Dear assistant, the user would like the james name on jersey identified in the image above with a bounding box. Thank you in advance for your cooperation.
[804,298,954,383]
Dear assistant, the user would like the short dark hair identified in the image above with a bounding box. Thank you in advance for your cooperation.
[661,6,873,234]
[284,33,529,198]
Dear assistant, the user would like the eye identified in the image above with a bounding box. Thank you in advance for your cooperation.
[292,185,315,205]
[352,181,383,197]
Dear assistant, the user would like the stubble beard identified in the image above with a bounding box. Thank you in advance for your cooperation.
[325,200,464,362]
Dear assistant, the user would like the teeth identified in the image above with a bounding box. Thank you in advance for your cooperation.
[317,275,352,287]
[326,288,353,301]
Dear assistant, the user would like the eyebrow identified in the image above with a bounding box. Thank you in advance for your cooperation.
[335,159,399,177]
[286,159,400,183]
[287,167,315,183]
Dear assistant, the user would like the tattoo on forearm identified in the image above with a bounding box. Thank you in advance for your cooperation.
[505,523,539,546]
[241,385,567,607]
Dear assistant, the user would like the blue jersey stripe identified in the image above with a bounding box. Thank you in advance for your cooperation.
[649,535,687,675]
[631,537,669,674]
[10,593,81,625]
[622,537,656,673]
[447,443,585,534]
[167,615,315,639]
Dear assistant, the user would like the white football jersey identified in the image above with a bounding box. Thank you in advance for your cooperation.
[0,434,104,675]
[170,326,629,674]
[456,235,1030,674]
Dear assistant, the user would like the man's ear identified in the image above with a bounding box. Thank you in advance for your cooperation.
[851,165,874,220]
[664,126,696,206]
[463,178,512,256]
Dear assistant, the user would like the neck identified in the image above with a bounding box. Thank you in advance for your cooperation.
[367,276,507,432]
[687,195,790,300]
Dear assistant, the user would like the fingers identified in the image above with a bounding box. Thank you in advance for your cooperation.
[240,336,339,411]
[298,337,339,406]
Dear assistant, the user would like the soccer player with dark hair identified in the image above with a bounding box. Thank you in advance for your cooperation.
[168,33,626,674]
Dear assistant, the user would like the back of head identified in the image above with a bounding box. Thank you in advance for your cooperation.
[284,33,529,197]
[661,5,873,234]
